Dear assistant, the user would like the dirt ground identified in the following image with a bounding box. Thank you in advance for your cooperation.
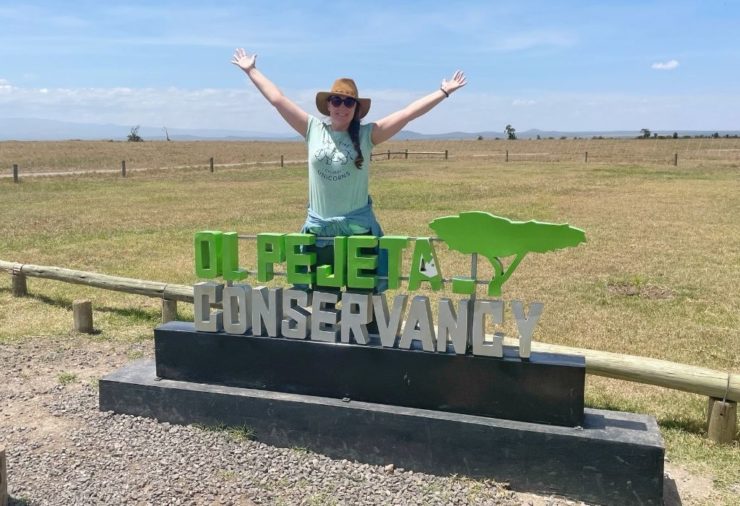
[0,334,720,505]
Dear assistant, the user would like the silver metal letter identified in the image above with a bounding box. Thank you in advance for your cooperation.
[400,296,436,352]
[437,298,470,354]
[511,300,543,359]
[372,294,408,348]
[281,289,311,339]
[194,281,223,332]
[251,286,283,337]
[472,300,504,357]
[223,284,252,335]
[340,292,372,345]
[311,290,340,342]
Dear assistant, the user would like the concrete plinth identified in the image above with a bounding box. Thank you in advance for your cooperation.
[155,321,585,427]
[100,360,664,505]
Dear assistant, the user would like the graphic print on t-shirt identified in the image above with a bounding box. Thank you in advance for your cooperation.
[313,128,357,182]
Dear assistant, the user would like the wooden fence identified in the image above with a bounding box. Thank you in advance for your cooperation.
[369,149,448,160]
[2,258,737,443]
[4,150,449,181]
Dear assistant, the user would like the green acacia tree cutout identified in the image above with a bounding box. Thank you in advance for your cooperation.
[429,212,586,296]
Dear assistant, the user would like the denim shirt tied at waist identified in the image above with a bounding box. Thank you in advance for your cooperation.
[300,196,388,293]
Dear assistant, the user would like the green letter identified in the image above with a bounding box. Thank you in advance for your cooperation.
[284,233,316,285]
[379,236,409,289]
[408,237,443,291]
[194,231,223,279]
[452,277,476,295]
[257,233,285,282]
[347,236,378,290]
[222,232,247,281]
[316,236,347,288]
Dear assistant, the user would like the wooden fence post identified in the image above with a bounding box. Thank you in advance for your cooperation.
[1,445,7,506]
[11,270,27,297]
[505,150,509,162]
[585,151,588,163]
[73,299,94,333]
[280,155,284,168]
[210,157,214,173]
[387,149,391,160]
[121,160,126,177]
[405,149,408,159]
[707,397,737,444]
[674,153,678,166]
[12,164,19,183]
[162,299,178,323]
[444,149,448,160]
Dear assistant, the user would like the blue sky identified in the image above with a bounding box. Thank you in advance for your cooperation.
[1,0,738,135]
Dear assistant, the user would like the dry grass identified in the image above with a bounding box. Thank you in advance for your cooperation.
[0,141,738,497]
[2,137,740,175]
[1,147,738,365]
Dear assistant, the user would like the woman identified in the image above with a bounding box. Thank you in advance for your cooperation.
[231,48,466,291]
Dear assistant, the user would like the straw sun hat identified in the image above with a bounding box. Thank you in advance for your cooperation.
[315,78,371,119]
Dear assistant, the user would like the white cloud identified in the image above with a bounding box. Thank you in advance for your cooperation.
[0,84,306,132]
[0,84,738,135]
[651,60,679,70]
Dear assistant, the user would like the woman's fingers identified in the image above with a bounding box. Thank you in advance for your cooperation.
[231,48,256,68]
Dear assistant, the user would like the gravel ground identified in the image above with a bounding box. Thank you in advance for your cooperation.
[0,336,677,505]
[6,386,530,505]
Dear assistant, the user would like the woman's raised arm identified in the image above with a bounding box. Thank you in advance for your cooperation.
[232,48,309,137]
[371,71,467,146]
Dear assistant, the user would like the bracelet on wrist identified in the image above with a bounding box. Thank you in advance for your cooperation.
[440,87,449,98]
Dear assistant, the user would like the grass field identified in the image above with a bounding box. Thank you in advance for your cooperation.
[2,137,740,175]
[1,140,739,501]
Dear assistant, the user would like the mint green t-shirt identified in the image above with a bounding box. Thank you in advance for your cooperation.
[306,115,374,226]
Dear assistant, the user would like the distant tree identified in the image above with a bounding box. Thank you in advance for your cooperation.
[504,124,517,140]
[127,126,144,142]
[712,132,720,138]
[536,134,541,140]
[477,135,484,141]
[640,128,651,139]
[653,133,658,139]
[672,132,678,139]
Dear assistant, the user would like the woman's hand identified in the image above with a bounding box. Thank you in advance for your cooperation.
[231,48,257,73]
[441,70,467,95]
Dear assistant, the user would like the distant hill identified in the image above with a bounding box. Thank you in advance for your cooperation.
[0,118,300,141]
[1,117,737,141]
[396,128,740,140]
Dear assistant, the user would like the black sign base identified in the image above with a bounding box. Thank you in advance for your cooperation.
[154,321,584,427]
[100,360,664,506]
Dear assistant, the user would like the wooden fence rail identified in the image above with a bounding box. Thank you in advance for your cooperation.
[2,259,738,408]
[1,260,193,302]
[5,150,450,180]
[370,150,448,160]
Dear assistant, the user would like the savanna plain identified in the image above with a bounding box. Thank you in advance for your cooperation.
[1,138,739,505]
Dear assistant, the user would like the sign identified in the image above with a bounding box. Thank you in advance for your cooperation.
[191,212,585,359]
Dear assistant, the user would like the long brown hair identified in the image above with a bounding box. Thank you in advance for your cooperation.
[348,107,364,169]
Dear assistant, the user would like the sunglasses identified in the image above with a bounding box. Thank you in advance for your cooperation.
[328,95,357,108]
